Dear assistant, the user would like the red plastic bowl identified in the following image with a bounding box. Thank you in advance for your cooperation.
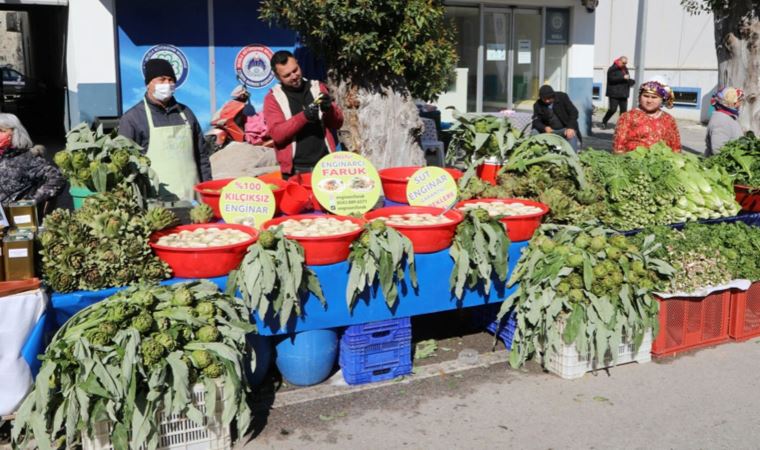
[194,179,233,219]
[262,214,366,265]
[150,224,258,278]
[290,172,322,211]
[735,185,760,212]
[456,198,549,242]
[379,166,464,204]
[364,206,464,253]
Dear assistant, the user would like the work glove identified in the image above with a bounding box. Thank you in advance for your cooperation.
[317,93,333,112]
[304,103,321,122]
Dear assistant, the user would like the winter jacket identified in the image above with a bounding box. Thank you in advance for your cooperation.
[705,110,744,156]
[118,95,212,181]
[0,147,65,206]
[532,90,581,139]
[263,80,344,174]
[605,62,635,99]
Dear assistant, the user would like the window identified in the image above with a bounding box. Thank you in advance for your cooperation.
[671,87,701,109]
[592,83,602,100]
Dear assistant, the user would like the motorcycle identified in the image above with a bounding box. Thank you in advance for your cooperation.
[205,84,253,154]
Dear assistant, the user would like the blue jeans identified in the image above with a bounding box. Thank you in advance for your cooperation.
[532,128,580,152]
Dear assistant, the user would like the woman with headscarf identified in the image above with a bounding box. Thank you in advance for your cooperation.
[0,113,65,207]
[612,79,681,153]
[705,87,744,156]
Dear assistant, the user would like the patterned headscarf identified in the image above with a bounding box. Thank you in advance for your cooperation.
[639,80,674,109]
[711,87,743,118]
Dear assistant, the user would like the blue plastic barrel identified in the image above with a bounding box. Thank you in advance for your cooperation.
[244,333,273,387]
[274,329,338,386]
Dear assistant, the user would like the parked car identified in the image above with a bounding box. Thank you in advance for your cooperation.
[2,66,45,105]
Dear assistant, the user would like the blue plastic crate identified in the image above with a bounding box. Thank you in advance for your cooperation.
[341,317,411,348]
[340,339,413,385]
[472,305,517,350]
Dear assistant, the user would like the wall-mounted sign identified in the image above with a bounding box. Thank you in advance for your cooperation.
[142,44,190,87]
[486,43,507,62]
[235,44,276,89]
[517,40,532,64]
[546,8,570,45]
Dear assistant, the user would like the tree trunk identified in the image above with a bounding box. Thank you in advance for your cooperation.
[327,78,425,169]
[714,3,760,133]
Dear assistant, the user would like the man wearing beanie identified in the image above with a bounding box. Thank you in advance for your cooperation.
[118,58,211,201]
[531,84,581,151]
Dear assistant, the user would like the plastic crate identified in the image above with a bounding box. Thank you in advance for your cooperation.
[82,383,230,450]
[341,317,411,347]
[472,305,517,350]
[545,329,652,380]
[729,282,760,341]
[340,319,412,385]
[652,290,732,358]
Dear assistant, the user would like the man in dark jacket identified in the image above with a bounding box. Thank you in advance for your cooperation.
[601,56,635,129]
[118,59,211,201]
[532,85,580,151]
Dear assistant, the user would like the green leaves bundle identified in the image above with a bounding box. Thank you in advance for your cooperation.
[40,188,175,292]
[346,221,417,310]
[705,133,760,188]
[232,228,325,328]
[498,225,674,369]
[449,209,510,299]
[12,281,255,450]
[446,111,522,168]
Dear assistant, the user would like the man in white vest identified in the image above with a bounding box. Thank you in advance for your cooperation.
[119,58,211,201]
[263,50,344,178]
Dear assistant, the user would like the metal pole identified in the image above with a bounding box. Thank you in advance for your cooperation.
[476,3,484,113]
[633,0,648,101]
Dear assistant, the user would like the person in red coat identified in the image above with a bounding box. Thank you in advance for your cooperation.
[263,50,344,177]
[612,79,681,154]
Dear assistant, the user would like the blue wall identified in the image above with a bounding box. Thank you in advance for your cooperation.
[568,77,593,136]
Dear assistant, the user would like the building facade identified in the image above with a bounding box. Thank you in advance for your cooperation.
[593,0,718,122]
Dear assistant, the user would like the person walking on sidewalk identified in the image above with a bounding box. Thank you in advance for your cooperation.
[601,56,635,129]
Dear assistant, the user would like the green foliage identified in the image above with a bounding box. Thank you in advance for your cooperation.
[232,227,326,329]
[449,209,510,299]
[259,0,458,101]
[704,133,760,187]
[12,281,256,450]
[346,222,417,310]
[498,225,674,369]
[446,111,523,165]
[681,0,732,14]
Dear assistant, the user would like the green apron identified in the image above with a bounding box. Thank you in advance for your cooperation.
[144,99,199,201]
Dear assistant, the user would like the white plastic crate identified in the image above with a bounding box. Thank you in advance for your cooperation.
[545,329,653,380]
[82,383,231,450]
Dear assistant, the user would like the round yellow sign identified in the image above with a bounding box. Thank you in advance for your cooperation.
[406,167,459,208]
[219,176,276,228]
[311,152,382,215]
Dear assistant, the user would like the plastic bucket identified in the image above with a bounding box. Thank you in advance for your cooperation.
[476,161,503,185]
[735,185,760,212]
[149,223,258,277]
[262,214,366,265]
[244,333,273,387]
[456,198,549,242]
[280,183,311,215]
[291,172,322,211]
[194,179,234,219]
[275,329,338,386]
[379,166,464,204]
[69,185,95,210]
[364,206,465,253]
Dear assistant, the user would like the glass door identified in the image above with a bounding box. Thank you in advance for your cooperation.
[482,10,511,112]
[512,10,542,108]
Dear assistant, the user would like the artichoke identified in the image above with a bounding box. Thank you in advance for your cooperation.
[71,151,88,170]
[369,220,387,233]
[258,230,277,249]
[111,150,130,169]
[132,311,154,334]
[144,207,179,231]
[59,247,87,273]
[46,271,79,293]
[85,329,111,347]
[190,349,213,369]
[190,203,215,224]
[131,290,157,307]
[201,362,224,379]
[106,302,138,323]
[80,266,106,290]
[98,321,118,339]
[171,287,194,307]
[140,339,166,366]
[154,332,177,351]
[195,301,216,319]
[197,325,221,343]
[53,151,72,171]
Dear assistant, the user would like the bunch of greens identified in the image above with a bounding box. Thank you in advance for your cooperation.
[346,221,417,309]
[231,228,325,329]
[582,144,740,230]
[39,188,175,292]
[446,111,523,168]
[680,222,760,281]
[458,134,602,224]
[12,281,255,450]
[449,208,510,299]
[705,133,760,187]
[54,123,156,200]
[498,225,674,369]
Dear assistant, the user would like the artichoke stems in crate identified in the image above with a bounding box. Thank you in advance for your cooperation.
[12,281,255,450]
[346,220,417,310]
[231,228,326,328]
[498,225,675,369]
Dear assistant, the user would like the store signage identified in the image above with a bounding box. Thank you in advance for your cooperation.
[486,43,507,62]
[517,40,532,64]
[219,176,276,228]
[406,167,458,209]
[235,44,275,88]
[545,9,570,45]
[312,152,381,215]
[142,44,190,87]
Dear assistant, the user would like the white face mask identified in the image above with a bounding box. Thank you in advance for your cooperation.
[153,83,175,101]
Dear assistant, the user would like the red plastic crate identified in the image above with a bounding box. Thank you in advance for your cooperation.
[729,282,760,341]
[652,290,732,358]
